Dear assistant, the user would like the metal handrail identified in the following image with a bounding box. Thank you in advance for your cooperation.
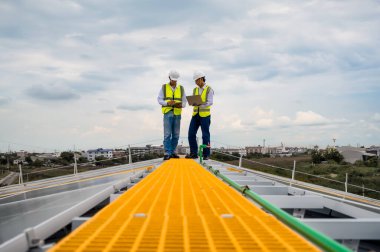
[23,147,164,175]
[210,149,380,196]
[212,149,294,172]
[200,145,351,252]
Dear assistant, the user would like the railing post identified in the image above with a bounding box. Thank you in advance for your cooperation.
[74,154,78,175]
[362,184,365,197]
[128,145,132,164]
[290,160,296,186]
[199,144,207,163]
[205,164,352,252]
[6,155,10,170]
[239,153,243,168]
[18,163,23,184]
[345,173,348,194]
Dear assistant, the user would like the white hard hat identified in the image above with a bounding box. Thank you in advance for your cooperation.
[193,70,205,81]
[168,70,180,81]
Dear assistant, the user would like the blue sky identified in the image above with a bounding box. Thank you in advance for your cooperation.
[0,0,379,152]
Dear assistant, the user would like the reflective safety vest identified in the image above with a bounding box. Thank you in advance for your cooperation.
[193,85,212,117]
[161,83,184,115]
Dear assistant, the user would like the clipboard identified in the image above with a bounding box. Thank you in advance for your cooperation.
[186,95,205,106]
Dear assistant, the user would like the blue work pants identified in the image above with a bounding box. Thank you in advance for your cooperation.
[163,111,181,155]
[188,114,211,157]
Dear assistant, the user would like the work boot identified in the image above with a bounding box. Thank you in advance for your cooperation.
[203,156,210,160]
[185,153,198,159]
[171,153,180,158]
[163,155,171,161]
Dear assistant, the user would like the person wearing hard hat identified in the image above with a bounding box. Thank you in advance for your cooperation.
[186,70,214,160]
[157,70,187,160]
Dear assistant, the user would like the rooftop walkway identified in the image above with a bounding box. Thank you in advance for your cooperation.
[50,159,319,252]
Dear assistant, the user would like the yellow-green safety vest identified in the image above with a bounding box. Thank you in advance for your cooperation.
[161,83,184,116]
[193,85,212,117]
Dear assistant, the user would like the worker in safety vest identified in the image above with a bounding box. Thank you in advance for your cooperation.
[186,70,214,160]
[157,70,187,160]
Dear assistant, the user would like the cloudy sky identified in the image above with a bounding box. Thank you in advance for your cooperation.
[0,0,380,152]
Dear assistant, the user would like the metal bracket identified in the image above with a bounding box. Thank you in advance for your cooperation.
[341,239,360,252]
[24,228,43,249]
[242,185,250,195]
[292,208,306,219]
[71,217,91,231]
[110,193,122,202]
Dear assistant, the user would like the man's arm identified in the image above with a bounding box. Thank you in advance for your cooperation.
[157,88,167,106]
[181,88,187,108]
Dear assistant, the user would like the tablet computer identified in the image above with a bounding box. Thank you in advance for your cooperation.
[186,95,205,106]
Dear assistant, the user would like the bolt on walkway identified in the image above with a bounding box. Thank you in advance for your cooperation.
[50,159,319,252]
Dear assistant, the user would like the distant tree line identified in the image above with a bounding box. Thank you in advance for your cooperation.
[311,148,378,167]
[246,152,270,159]
[94,152,163,166]
[311,148,344,164]
[211,151,270,161]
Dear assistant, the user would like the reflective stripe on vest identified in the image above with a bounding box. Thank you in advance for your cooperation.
[162,83,184,115]
[192,85,211,117]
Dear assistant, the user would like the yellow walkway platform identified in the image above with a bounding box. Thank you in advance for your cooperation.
[50,159,319,251]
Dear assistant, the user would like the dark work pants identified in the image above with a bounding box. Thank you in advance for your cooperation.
[188,114,211,157]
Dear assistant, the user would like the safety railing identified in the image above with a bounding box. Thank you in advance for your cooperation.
[8,146,164,185]
[209,149,380,200]
[199,145,351,252]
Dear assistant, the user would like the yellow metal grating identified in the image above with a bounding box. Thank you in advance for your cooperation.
[50,159,320,252]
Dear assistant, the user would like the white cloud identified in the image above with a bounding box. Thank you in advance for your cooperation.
[82,126,112,137]
[110,116,122,126]
[277,116,292,127]
[256,118,273,128]
[0,0,379,151]
[294,111,329,126]
[0,96,11,106]
[1,51,90,81]
[239,108,350,135]
[371,113,380,122]
[99,26,188,45]
[117,104,154,111]
[26,84,80,101]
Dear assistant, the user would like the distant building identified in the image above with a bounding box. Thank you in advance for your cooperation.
[13,159,28,165]
[266,143,307,157]
[53,152,61,158]
[268,146,291,157]
[112,150,126,158]
[264,144,285,156]
[149,145,165,155]
[366,146,380,157]
[285,147,308,154]
[246,146,264,155]
[233,144,308,158]
[129,147,148,155]
[337,146,377,164]
[87,148,113,161]
[16,150,28,159]
[129,145,164,156]
[77,151,87,158]
[219,147,245,156]
[29,153,58,163]
[176,145,189,155]
[36,153,59,160]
